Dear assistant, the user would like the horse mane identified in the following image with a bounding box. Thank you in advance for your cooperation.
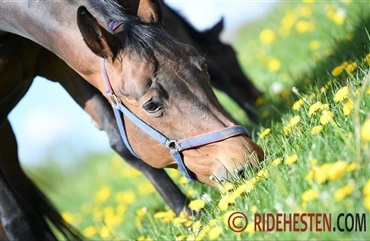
[87,0,183,61]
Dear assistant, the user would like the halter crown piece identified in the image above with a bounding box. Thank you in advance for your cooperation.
[101,21,251,183]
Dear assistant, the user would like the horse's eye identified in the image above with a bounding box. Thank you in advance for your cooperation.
[143,100,163,114]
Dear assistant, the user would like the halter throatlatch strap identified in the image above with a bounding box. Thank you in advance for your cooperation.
[101,21,251,183]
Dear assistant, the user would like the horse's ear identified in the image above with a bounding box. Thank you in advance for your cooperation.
[137,0,162,24]
[77,6,118,62]
[206,17,224,41]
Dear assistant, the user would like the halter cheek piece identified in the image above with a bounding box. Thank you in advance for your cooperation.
[101,21,251,183]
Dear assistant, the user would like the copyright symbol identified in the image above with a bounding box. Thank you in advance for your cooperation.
[227,212,248,232]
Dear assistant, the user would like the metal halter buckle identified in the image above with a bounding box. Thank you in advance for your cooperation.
[109,93,121,106]
[166,140,181,151]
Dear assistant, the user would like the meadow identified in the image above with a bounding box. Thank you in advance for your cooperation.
[26,1,370,240]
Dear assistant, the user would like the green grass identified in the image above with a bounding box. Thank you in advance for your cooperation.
[26,1,370,240]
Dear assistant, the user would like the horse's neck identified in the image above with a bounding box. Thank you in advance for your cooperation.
[160,3,196,48]
[0,1,104,90]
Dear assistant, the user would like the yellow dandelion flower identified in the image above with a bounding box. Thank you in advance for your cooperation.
[363,180,370,196]
[364,53,370,65]
[290,116,300,126]
[229,185,247,202]
[341,61,349,67]
[218,195,232,211]
[285,154,298,165]
[103,206,114,218]
[311,125,323,135]
[360,119,370,141]
[178,176,189,185]
[271,157,283,166]
[305,170,315,181]
[295,20,314,33]
[334,184,354,201]
[256,168,269,179]
[100,226,110,239]
[259,128,271,139]
[280,12,296,32]
[364,196,370,211]
[187,235,195,241]
[342,99,353,116]
[94,186,111,203]
[187,189,195,197]
[167,169,181,179]
[245,179,256,192]
[308,101,323,117]
[192,220,202,233]
[315,163,331,184]
[309,40,320,50]
[284,124,292,136]
[61,212,73,224]
[345,62,358,73]
[322,104,330,110]
[292,99,304,110]
[116,190,136,204]
[105,214,123,228]
[173,217,189,225]
[328,161,347,181]
[221,182,235,193]
[302,0,315,3]
[83,226,97,238]
[189,199,206,211]
[208,226,223,240]
[154,210,176,222]
[331,9,346,25]
[301,189,319,202]
[268,58,281,72]
[136,207,147,217]
[259,28,276,44]
[320,110,334,125]
[334,86,349,102]
[331,65,344,76]
[138,236,153,241]
[346,162,358,172]
[245,221,255,233]
[176,234,186,241]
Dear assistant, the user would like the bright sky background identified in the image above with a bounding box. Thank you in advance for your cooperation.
[8,1,276,167]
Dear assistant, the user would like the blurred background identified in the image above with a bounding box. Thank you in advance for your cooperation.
[8,1,277,167]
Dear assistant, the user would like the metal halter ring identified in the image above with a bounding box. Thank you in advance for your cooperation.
[109,93,122,106]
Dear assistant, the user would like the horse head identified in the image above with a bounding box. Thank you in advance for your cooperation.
[76,0,263,187]
[197,19,263,120]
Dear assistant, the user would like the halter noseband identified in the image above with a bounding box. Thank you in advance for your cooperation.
[101,21,251,183]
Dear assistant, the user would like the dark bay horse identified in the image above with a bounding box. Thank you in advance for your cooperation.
[0,0,263,239]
